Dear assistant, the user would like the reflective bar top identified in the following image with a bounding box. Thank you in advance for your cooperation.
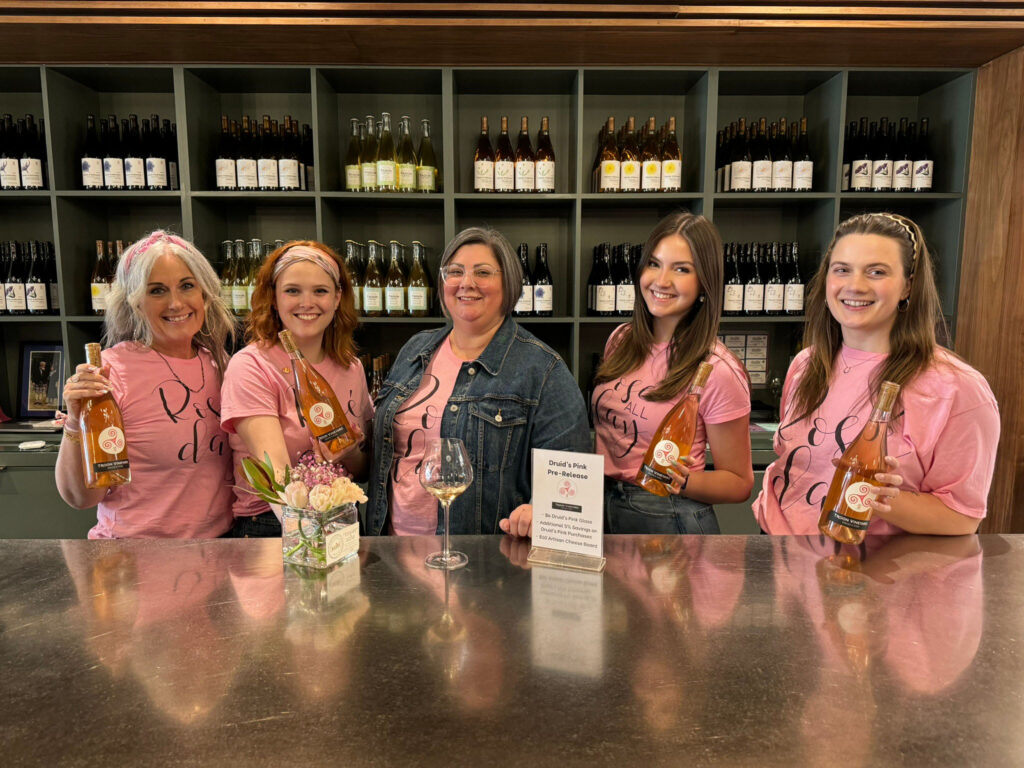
[2,534,1022,766]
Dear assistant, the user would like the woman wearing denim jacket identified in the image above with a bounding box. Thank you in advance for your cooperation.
[367,227,590,537]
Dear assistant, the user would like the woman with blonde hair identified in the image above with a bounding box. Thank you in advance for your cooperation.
[220,240,372,538]
[56,230,236,537]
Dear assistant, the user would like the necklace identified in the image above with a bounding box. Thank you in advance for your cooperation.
[153,349,207,393]
[839,348,873,375]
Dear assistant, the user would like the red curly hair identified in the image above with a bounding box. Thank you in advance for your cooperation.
[245,240,358,366]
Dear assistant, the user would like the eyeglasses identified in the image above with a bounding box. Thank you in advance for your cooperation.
[440,265,502,283]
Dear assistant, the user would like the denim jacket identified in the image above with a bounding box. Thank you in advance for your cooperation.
[367,316,591,535]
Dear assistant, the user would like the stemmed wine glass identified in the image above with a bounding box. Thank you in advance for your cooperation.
[419,437,473,570]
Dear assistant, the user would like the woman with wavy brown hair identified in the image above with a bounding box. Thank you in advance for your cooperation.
[220,240,372,538]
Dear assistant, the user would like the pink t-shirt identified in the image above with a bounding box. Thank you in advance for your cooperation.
[388,336,462,535]
[90,342,234,539]
[753,345,1000,534]
[593,329,751,483]
[220,343,374,518]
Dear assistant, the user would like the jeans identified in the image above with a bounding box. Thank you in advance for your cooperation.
[228,511,282,538]
[604,479,721,535]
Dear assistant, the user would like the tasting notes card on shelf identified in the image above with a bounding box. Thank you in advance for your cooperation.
[527,448,606,573]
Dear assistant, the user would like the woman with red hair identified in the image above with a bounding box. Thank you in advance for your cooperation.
[220,240,372,538]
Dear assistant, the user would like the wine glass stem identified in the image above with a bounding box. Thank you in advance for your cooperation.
[442,499,451,562]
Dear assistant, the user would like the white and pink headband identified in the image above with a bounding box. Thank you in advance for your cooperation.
[271,245,341,286]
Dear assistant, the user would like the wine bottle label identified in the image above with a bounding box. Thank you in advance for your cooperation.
[514,285,533,314]
[744,284,765,311]
[25,283,47,311]
[841,163,851,191]
[309,402,336,429]
[771,160,793,190]
[219,284,232,307]
[661,160,681,190]
[640,463,673,484]
[363,286,383,311]
[716,166,724,193]
[92,283,109,312]
[352,285,363,312]
[535,160,555,191]
[652,438,680,466]
[48,282,60,311]
[246,283,256,308]
[232,285,248,311]
[724,285,744,312]
[533,284,553,312]
[893,161,912,190]
[236,159,257,188]
[595,285,616,313]
[398,163,416,190]
[94,458,130,473]
[376,160,397,187]
[345,165,361,190]
[169,161,179,190]
[842,481,878,515]
[103,158,125,188]
[474,160,494,191]
[784,284,804,313]
[147,157,168,188]
[81,157,103,188]
[0,157,20,188]
[408,286,428,311]
[385,286,406,311]
[416,166,436,191]
[304,164,313,191]
[319,424,351,444]
[20,158,43,188]
[361,162,378,190]
[851,161,871,189]
[599,161,620,191]
[871,160,893,189]
[723,163,732,192]
[124,157,145,187]
[0,284,6,311]
[764,285,784,312]
[641,160,661,190]
[752,160,773,189]
[912,160,934,190]
[730,161,752,190]
[514,161,535,191]
[98,426,127,455]
[215,158,236,188]
[494,160,514,191]
[278,158,301,189]
[5,283,26,311]
[257,159,279,188]
[792,160,813,190]
[620,161,640,191]
[828,508,871,530]
[616,285,635,314]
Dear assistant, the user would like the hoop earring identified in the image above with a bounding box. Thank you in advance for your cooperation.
[897,298,910,313]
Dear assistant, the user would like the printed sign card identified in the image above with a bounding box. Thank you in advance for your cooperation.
[528,448,606,572]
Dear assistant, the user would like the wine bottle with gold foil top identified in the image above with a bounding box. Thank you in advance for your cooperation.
[79,342,131,489]
[384,240,408,316]
[819,381,900,544]
[407,241,431,317]
[636,362,713,496]
[279,329,357,461]
[362,240,385,317]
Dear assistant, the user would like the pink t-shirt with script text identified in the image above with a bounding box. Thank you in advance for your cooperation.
[593,328,751,483]
[388,335,462,535]
[90,342,234,539]
[753,345,1000,535]
[220,343,373,518]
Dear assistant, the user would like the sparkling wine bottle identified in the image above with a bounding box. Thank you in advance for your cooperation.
[279,329,358,461]
[818,381,900,544]
[636,362,713,496]
[79,342,131,489]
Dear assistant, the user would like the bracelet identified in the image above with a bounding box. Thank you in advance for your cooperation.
[62,427,81,444]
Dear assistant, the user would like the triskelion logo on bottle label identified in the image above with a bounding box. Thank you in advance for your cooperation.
[653,440,680,466]
[309,402,335,428]
[844,482,877,513]
[99,426,126,455]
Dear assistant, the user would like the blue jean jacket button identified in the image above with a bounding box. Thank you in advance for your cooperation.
[450,404,458,412]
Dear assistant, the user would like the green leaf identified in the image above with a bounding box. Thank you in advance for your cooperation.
[241,456,280,504]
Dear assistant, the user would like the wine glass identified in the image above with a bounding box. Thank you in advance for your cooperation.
[419,437,473,570]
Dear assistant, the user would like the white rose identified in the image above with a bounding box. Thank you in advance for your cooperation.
[308,484,335,513]
[283,481,309,510]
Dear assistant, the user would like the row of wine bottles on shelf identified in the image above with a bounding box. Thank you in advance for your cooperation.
[218,238,286,315]
[0,114,47,190]
[472,116,556,193]
[346,238,436,317]
[586,242,641,316]
[510,243,555,316]
[590,115,682,193]
[715,117,813,193]
[842,116,934,192]
[214,114,313,191]
[79,114,179,191]
[724,241,805,316]
[2,240,58,314]
[344,114,440,193]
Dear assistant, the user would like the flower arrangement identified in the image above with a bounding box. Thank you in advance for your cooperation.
[242,451,367,568]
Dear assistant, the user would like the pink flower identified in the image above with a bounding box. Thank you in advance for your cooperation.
[282,481,309,509]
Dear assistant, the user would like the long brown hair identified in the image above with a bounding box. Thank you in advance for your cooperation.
[245,240,359,366]
[792,212,944,421]
[594,211,725,401]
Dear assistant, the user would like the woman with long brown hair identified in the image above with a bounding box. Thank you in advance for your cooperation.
[753,213,999,535]
[591,211,753,534]
[220,240,373,538]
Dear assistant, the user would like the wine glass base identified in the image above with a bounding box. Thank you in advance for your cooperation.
[425,550,468,570]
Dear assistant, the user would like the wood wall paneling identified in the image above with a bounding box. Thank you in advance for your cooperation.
[958,43,1024,533]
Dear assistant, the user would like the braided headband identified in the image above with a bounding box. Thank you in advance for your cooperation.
[123,231,193,274]
[875,213,919,266]
[271,245,341,286]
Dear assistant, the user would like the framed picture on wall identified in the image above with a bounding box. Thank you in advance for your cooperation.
[19,343,64,420]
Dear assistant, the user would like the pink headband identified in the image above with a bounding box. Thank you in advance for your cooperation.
[272,245,341,286]
[123,231,193,274]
